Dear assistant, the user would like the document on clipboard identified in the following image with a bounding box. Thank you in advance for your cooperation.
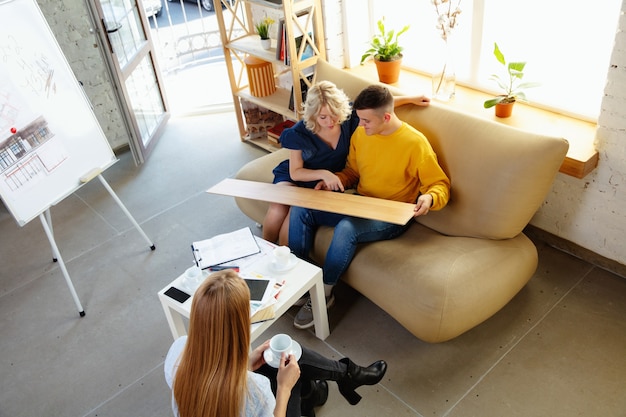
[191,227,261,269]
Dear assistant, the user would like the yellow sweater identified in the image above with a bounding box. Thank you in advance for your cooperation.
[337,123,450,210]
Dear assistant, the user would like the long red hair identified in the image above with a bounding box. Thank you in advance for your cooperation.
[173,270,251,417]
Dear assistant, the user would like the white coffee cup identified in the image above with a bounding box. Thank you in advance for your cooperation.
[182,265,202,291]
[269,333,293,358]
[272,246,291,267]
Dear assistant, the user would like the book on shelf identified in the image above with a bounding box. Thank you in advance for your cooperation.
[289,73,314,111]
[275,18,285,61]
[267,119,296,144]
[286,32,314,65]
[283,11,315,65]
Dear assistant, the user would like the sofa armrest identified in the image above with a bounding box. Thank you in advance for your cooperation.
[234,148,290,224]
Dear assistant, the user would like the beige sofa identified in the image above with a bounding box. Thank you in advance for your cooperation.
[235,60,569,343]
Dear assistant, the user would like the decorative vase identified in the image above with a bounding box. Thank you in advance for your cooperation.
[374,57,402,84]
[431,37,456,101]
[260,38,271,50]
[495,101,515,118]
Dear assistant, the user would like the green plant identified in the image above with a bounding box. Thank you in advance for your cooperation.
[483,42,540,108]
[254,16,275,40]
[360,17,410,64]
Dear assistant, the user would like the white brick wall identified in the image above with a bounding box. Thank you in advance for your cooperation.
[531,0,626,266]
[36,0,129,150]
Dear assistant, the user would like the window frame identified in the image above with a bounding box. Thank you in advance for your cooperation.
[343,0,620,122]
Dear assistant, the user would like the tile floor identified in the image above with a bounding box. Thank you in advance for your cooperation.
[1,111,625,417]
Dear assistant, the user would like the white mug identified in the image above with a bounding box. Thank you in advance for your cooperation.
[269,333,293,358]
[273,246,291,267]
[182,265,202,291]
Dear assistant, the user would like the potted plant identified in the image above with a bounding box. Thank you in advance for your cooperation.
[255,16,275,50]
[483,42,539,118]
[360,17,410,84]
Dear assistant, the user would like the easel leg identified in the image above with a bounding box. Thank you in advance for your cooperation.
[45,209,58,262]
[97,174,156,251]
[39,213,85,317]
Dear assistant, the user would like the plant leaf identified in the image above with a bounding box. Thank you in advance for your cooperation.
[493,43,505,65]
[484,96,505,108]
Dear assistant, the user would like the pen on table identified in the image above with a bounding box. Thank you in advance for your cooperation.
[274,280,286,299]
[209,265,240,272]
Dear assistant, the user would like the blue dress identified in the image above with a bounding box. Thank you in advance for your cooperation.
[272,110,359,188]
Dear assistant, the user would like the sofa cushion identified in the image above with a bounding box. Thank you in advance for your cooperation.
[311,223,538,343]
[394,105,569,240]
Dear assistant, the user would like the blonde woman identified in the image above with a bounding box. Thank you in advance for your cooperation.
[263,80,430,246]
[164,269,388,417]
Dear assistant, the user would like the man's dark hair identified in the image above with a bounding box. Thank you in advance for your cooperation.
[353,85,394,113]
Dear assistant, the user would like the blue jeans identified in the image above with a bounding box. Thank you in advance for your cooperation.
[289,207,410,285]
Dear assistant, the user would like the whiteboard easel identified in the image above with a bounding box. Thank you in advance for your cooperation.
[39,172,155,317]
[0,0,155,316]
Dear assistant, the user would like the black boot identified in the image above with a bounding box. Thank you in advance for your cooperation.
[300,379,328,417]
[337,358,387,405]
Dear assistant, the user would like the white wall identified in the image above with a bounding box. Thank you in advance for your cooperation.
[530,1,626,266]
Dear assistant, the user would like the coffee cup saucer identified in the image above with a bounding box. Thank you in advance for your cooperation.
[263,340,302,368]
[269,254,299,273]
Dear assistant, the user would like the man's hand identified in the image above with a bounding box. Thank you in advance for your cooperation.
[414,95,431,107]
[414,194,433,217]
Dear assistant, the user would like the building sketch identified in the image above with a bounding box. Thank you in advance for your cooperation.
[0,115,61,191]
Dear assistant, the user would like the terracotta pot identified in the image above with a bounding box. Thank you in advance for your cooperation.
[495,101,515,118]
[374,57,402,84]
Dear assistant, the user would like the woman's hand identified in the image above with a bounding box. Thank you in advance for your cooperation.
[277,353,300,390]
[318,171,345,192]
[249,340,270,371]
[273,353,300,417]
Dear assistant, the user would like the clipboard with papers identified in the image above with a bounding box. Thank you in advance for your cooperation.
[191,227,261,269]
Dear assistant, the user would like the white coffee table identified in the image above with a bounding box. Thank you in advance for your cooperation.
[157,237,330,342]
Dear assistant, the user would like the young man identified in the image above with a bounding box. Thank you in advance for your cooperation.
[288,84,451,329]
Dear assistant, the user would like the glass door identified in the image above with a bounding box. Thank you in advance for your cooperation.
[88,0,169,164]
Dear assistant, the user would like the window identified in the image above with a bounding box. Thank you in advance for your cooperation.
[354,0,621,120]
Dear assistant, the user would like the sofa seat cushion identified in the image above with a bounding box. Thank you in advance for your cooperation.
[310,224,538,343]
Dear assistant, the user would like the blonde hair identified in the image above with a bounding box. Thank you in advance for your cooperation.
[302,80,352,133]
[173,270,251,417]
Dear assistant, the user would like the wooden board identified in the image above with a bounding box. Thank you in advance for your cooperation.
[207,178,416,225]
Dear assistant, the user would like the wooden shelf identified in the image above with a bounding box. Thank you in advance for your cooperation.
[236,87,297,119]
[245,135,283,152]
[226,35,278,62]
[347,64,599,179]
[216,0,326,141]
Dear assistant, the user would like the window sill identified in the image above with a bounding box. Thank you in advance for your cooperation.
[345,64,599,179]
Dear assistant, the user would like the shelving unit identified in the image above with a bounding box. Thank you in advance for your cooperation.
[214,0,326,150]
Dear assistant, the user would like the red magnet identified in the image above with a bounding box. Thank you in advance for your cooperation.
[10,127,16,134]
